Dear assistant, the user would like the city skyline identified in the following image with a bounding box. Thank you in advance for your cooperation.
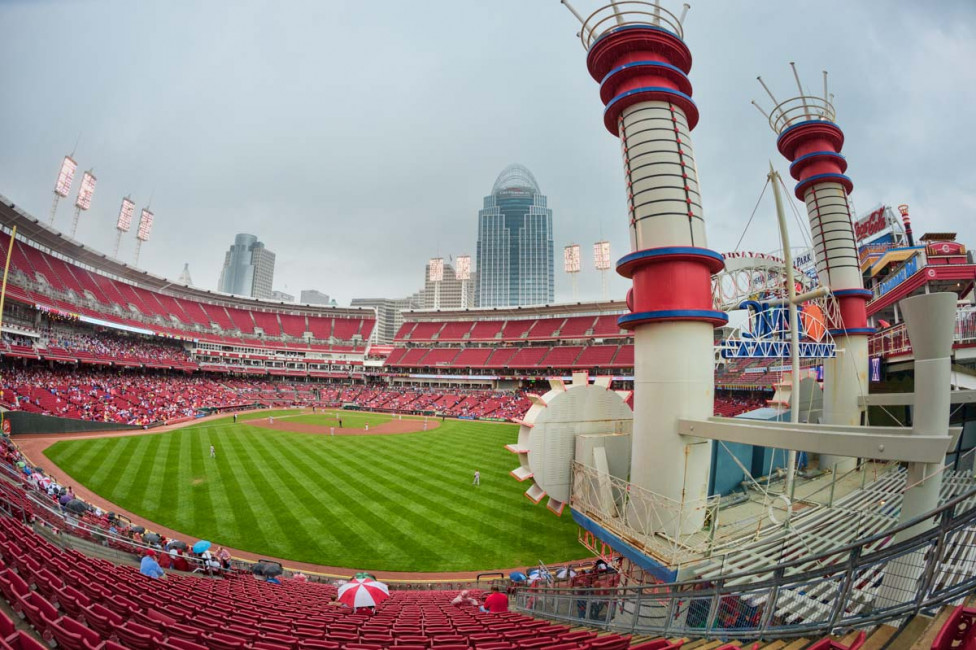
[1,1,972,306]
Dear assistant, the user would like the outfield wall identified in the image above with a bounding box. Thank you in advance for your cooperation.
[3,411,138,436]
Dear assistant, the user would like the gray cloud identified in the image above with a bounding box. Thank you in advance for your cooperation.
[1,0,972,305]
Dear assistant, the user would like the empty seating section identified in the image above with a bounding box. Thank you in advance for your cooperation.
[501,320,530,340]
[559,316,597,338]
[486,347,519,368]
[508,347,549,368]
[541,346,582,367]
[421,348,461,366]
[279,313,307,338]
[307,316,333,340]
[407,322,443,341]
[251,311,281,337]
[593,315,624,337]
[611,344,633,367]
[526,318,564,340]
[332,318,361,341]
[575,345,618,367]
[0,233,376,351]
[468,321,503,341]
[451,348,493,368]
[393,322,416,342]
[227,308,257,335]
[398,349,428,366]
[174,299,210,327]
[436,321,474,341]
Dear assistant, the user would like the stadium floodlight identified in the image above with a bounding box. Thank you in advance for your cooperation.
[428,257,444,283]
[69,170,97,237]
[133,207,154,266]
[54,156,77,198]
[563,244,581,273]
[117,198,135,232]
[113,197,135,258]
[455,255,471,281]
[137,208,154,242]
[74,171,96,211]
[50,155,78,224]
[593,240,611,271]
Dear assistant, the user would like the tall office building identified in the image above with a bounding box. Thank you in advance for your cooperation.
[476,164,554,307]
[423,260,475,310]
[217,234,276,299]
[300,289,332,306]
[351,292,425,344]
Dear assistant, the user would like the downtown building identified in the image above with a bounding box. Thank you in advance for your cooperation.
[217,233,276,299]
[475,164,554,307]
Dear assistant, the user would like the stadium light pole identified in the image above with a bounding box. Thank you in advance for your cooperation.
[134,207,154,267]
[429,258,444,310]
[455,255,472,308]
[113,197,135,259]
[70,170,97,238]
[50,156,77,225]
[594,240,611,301]
[564,244,580,301]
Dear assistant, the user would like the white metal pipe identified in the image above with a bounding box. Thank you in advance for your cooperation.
[770,166,800,499]
[678,3,690,26]
[790,62,811,120]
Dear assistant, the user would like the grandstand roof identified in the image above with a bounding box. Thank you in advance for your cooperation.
[0,193,371,319]
[403,299,628,321]
[491,164,540,195]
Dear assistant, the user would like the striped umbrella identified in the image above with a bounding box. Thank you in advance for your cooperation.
[337,578,390,608]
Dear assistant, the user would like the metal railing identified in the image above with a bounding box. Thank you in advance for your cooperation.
[869,306,976,358]
[768,95,837,134]
[578,1,686,50]
[516,483,976,639]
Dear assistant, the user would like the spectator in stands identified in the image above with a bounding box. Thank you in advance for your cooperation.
[216,546,232,569]
[293,571,308,583]
[158,550,172,570]
[481,585,509,613]
[172,549,190,572]
[140,550,165,579]
[451,590,479,607]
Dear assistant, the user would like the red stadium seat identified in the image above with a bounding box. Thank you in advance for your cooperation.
[48,615,104,650]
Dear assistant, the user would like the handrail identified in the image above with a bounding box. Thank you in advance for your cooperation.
[515,482,976,638]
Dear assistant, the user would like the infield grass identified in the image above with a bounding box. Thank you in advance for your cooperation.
[43,415,583,572]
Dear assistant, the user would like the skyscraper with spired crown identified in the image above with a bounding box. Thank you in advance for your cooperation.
[475,164,554,307]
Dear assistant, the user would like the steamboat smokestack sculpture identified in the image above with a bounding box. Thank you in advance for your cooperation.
[573,1,726,532]
[760,68,872,471]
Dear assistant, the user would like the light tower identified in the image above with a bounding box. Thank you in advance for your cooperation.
[134,207,154,266]
[563,0,726,533]
[50,156,77,225]
[113,197,135,258]
[455,255,472,308]
[594,240,611,300]
[564,244,581,301]
[70,170,97,238]
[428,257,444,310]
[756,66,872,472]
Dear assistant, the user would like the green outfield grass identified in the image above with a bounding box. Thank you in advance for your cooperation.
[281,410,394,428]
[43,418,582,572]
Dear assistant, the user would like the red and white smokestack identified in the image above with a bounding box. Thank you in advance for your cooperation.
[762,69,872,471]
[578,2,726,532]
[898,204,915,246]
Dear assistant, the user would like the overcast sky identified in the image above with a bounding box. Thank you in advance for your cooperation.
[1,1,973,306]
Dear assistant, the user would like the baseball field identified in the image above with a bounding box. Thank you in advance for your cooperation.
[43,410,582,573]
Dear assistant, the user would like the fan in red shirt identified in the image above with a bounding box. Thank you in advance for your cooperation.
[481,585,509,613]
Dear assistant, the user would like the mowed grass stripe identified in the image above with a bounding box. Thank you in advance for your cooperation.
[290,437,457,565]
[223,432,330,559]
[44,419,583,571]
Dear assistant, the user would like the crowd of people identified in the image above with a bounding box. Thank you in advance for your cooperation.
[45,328,191,364]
